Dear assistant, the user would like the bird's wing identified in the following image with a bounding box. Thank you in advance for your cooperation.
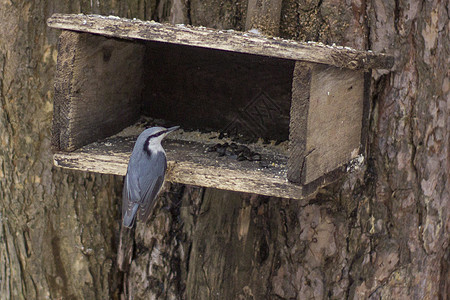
[122,171,141,227]
[137,152,167,222]
[138,175,165,222]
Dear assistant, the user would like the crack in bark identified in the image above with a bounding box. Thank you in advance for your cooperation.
[186,0,192,25]
[393,0,400,33]
[167,184,185,298]
[2,222,13,299]
[0,55,15,137]
[363,0,372,50]
[438,245,449,300]
[315,0,325,41]
[368,265,405,299]
[48,220,72,299]
[201,257,212,297]
[406,28,428,255]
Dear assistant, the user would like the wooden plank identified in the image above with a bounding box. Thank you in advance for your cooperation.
[287,61,312,183]
[303,64,365,184]
[52,31,145,151]
[53,136,309,200]
[52,31,78,151]
[47,14,394,70]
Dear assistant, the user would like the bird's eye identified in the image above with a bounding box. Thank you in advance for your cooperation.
[150,131,165,138]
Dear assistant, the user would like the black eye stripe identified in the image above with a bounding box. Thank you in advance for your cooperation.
[149,131,165,138]
[142,130,165,157]
[143,137,152,157]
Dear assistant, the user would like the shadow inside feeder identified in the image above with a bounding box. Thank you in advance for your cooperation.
[141,41,294,144]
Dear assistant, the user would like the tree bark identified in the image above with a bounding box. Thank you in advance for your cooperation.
[0,1,448,300]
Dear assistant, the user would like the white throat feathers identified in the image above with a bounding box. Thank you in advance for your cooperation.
[143,131,166,157]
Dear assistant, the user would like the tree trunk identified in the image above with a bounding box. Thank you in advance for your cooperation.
[0,0,448,299]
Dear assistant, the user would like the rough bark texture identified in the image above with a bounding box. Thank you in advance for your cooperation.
[0,1,448,300]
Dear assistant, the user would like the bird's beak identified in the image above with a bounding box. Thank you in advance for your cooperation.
[164,126,180,135]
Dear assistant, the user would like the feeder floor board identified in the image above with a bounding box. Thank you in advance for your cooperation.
[53,133,310,200]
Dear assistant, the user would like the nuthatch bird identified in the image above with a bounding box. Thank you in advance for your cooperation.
[122,126,179,228]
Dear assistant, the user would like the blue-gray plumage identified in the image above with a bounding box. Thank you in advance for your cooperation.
[122,126,179,228]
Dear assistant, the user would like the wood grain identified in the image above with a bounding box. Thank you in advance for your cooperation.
[287,61,312,183]
[53,136,310,200]
[52,31,78,151]
[47,14,394,70]
[303,64,365,184]
[52,31,145,151]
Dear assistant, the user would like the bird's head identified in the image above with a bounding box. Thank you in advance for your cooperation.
[138,126,179,153]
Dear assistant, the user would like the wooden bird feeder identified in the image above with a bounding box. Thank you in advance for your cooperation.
[48,14,393,200]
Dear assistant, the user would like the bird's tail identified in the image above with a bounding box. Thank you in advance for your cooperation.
[122,203,139,228]
[118,203,138,272]
[117,225,135,272]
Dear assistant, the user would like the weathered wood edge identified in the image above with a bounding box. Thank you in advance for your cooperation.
[52,31,78,151]
[288,62,311,183]
[53,152,308,201]
[47,13,394,70]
